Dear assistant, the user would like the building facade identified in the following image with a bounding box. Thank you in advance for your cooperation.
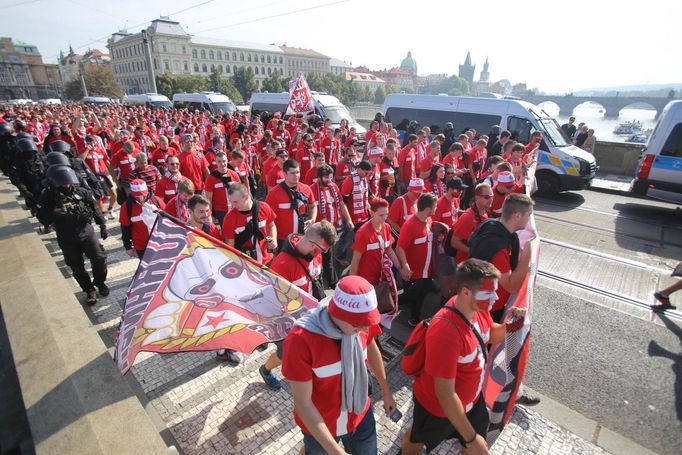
[0,37,61,100]
[344,71,385,92]
[330,58,352,76]
[59,46,111,83]
[280,45,330,78]
[458,51,475,86]
[107,17,286,95]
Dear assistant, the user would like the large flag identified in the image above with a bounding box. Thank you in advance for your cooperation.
[114,214,320,374]
[285,74,315,116]
[483,214,540,446]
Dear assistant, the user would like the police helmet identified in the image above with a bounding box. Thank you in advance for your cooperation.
[444,122,454,131]
[46,165,79,186]
[16,132,33,141]
[408,120,420,130]
[45,151,71,167]
[49,140,71,154]
[16,138,38,153]
[490,125,501,135]
[0,123,12,136]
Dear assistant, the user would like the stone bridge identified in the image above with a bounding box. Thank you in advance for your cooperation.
[522,94,680,118]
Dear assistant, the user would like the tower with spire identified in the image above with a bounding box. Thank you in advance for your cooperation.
[458,52,476,85]
[480,57,489,83]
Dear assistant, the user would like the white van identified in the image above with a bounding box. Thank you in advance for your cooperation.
[383,94,598,195]
[82,96,114,105]
[249,92,367,141]
[38,98,62,105]
[172,92,236,114]
[123,93,172,109]
[631,100,682,204]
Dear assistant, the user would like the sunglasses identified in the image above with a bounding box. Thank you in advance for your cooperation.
[310,240,330,253]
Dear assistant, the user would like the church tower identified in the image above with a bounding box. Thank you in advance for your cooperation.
[458,51,475,85]
[480,57,490,83]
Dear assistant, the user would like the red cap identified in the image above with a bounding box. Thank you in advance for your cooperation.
[497,171,515,185]
[408,178,425,193]
[327,276,380,327]
[130,179,148,198]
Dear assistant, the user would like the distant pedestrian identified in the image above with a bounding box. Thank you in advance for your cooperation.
[574,125,588,147]
[581,129,596,154]
[561,116,577,139]
[652,264,682,312]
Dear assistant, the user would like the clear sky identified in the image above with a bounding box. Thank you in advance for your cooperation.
[3,0,680,93]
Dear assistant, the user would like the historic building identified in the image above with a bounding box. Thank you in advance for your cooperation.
[0,37,61,100]
[344,71,385,92]
[280,45,330,78]
[458,51,475,86]
[330,58,352,76]
[59,46,111,83]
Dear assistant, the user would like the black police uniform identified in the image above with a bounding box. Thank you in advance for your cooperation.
[37,174,108,295]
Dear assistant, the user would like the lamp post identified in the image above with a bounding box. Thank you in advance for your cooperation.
[141,29,157,93]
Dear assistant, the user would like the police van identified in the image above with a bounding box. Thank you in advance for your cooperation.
[122,93,172,109]
[249,92,366,142]
[383,94,598,195]
[172,92,236,114]
[631,100,682,204]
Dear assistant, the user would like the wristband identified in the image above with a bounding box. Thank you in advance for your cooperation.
[463,433,477,446]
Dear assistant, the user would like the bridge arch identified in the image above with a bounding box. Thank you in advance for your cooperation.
[537,101,560,116]
[573,101,606,117]
[619,102,657,117]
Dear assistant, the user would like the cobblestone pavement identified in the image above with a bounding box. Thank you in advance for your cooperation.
[33,208,610,455]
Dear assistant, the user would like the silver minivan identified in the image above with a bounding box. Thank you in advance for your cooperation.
[631,100,682,204]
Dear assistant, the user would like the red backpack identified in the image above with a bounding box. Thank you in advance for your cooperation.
[401,305,487,377]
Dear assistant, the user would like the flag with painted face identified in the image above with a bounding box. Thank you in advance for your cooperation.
[114,214,319,374]
[286,74,314,116]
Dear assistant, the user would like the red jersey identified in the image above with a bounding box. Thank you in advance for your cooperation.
[419,155,440,175]
[489,184,525,218]
[150,147,176,169]
[451,208,488,263]
[154,175,180,203]
[222,201,277,264]
[262,157,276,180]
[397,215,433,280]
[272,129,290,147]
[341,174,369,225]
[311,181,344,227]
[387,194,417,229]
[266,166,285,188]
[269,235,322,292]
[352,221,392,285]
[204,169,242,212]
[424,179,446,199]
[265,183,316,241]
[282,324,381,437]
[295,144,318,178]
[177,150,209,191]
[303,166,319,186]
[84,146,109,174]
[413,300,492,417]
[320,137,341,165]
[110,150,138,181]
[398,146,416,182]
[378,158,398,198]
[434,195,460,228]
[119,197,166,251]
[335,159,354,186]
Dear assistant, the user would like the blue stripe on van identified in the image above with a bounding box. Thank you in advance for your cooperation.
[652,156,682,172]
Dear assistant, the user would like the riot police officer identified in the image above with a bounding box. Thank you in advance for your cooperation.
[49,140,104,200]
[0,122,15,176]
[36,165,109,305]
[441,122,455,158]
[13,138,45,213]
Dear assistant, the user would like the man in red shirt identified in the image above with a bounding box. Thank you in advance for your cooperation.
[378,142,399,203]
[401,259,526,455]
[450,183,493,264]
[177,133,209,193]
[488,170,525,218]
[396,192,438,327]
[340,161,372,228]
[303,152,325,185]
[150,135,176,173]
[418,141,441,179]
[434,177,467,229]
[525,131,542,155]
[398,134,418,187]
[109,140,139,203]
[259,221,337,390]
[335,146,358,188]
[265,159,317,245]
[204,152,242,225]
[265,148,288,190]
[296,133,319,178]
[272,120,291,148]
[282,275,396,455]
[119,179,165,259]
[320,128,341,167]
[154,155,183,203]
[164,179,195,223]
[387,178,423,235]
[187,194,222,239]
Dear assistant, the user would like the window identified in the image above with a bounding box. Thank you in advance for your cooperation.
[202,63,207,73]
[508,117,535,144]
[164,60,170,71]
[217,51,222,60]
[162,43,167,53]
[232,52,236,60]
[240,53,244,61]
[385,108,502,136]
[194,63,199,72]
[255,80,260,87]
[261,66,265,75]
[260,55,265,63]
[201,49,206,59]
[267,55,271,63]
[247,54,252,62]
[182,45,186,54]
[226,65,231,74]
[209,50,214,59]
[279,56,283,64]
[192,48,198,58]
[218,65,223,73]
[184,62,189,71]
[255,67,259,75]
[661,123,682,157]
[267,67,272,76]
[279,68,283,75]
[233,65,237,74]
[211,64,215,71]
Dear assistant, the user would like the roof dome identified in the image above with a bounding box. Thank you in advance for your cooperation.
[400,51,417,74]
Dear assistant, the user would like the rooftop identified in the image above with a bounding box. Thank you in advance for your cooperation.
[279,45,329,59]
[150,17,187,36]
[345,72,384,83]
[330,58,352,68]
[191,36,283,54]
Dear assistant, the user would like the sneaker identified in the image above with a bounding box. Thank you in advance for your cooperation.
[97,283,110,297]
[259,365,282,390]
[216,349,240,367]
[407,318,419,328]
[85,289,98,306]
[106,209,116,220]
[516,392,541,406]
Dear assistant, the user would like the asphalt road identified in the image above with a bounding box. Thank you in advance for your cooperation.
[527,188,682,455]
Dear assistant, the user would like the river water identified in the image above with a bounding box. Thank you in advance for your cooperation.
[539,102,658,143]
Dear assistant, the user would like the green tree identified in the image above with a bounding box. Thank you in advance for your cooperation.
[174,75,207,93]
[65,66,123,100]
[362,86,373,103]
[232,66,257,102]
[262,71,288,93]
[374,85,386,104]
[435,75,470,96]
[207,69,244,104]
[155,73,175,98]
[512,83,529,97]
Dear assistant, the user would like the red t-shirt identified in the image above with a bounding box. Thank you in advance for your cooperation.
[378,159,398,198]
[177,150,209,190]
[265,183,316,241]
[222,202,277,264]
[204,169,242,212]
[119,197,166,251]
[320,137,341,165]
[150,147,176,168]
[434,195,460,229]
[84,147,109,174]
[488,184,525,218]
[295,145,317,178]
[154,175,180,203]
[262,157,276,179]
[266,166,285,188]
[335,159,353,186]
[311,182,343,226]
[352,221,392,285]
[451,208,488,263]
[397,215,433,280]
[282,324,381,437]
[303,166,319,186]
[413,300,492,417]
[387,194,417,229]
[110,150,138,181]
[420,154,440,175]
[341,175,369,225]
[269,236,322,292]
[489,249,512,313]
[398,146,416,182]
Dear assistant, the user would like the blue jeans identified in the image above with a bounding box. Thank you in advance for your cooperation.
[302,407,377,455]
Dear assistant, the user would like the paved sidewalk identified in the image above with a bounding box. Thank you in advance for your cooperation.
[22,198,619,454]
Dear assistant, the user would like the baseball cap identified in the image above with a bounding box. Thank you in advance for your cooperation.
[497,171,515,186]
[408,178,425,193]
[367,147,383,157]
[327,276,380,327]
[446,177,468,190]
[130,179,148,198]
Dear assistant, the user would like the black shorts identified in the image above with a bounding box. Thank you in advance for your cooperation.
[410,395,489,453]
